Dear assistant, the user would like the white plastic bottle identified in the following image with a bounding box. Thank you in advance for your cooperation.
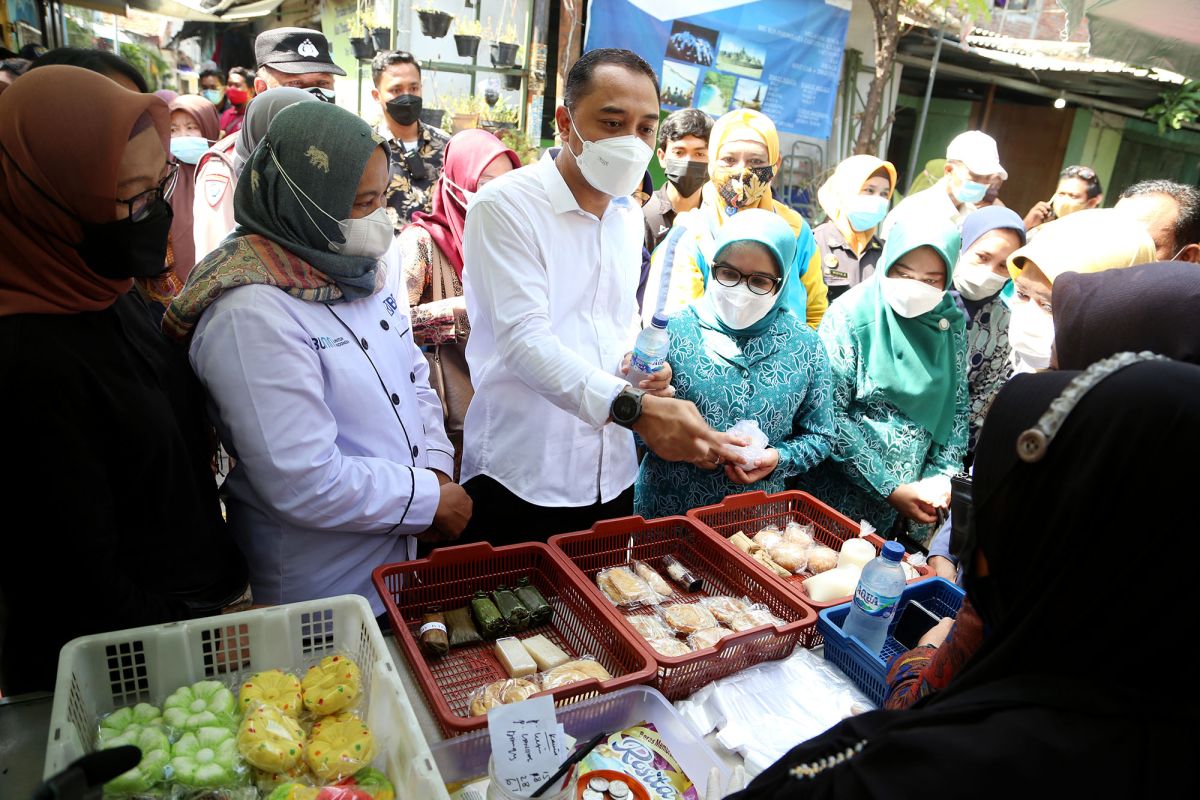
[840,541,907,655]
[627,313,670,387]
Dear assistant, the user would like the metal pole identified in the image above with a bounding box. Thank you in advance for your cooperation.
[905,12,947,193]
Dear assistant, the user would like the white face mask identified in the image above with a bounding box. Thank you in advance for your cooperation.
[1008,295,1055,372]
[880,274,945,318]
[442,175,475,209]
[269,144,393,259]
[567,114,653,197]
[952,259,1008,301]
[708,281,776,330]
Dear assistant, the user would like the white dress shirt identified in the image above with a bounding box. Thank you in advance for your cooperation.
[880,177,976,240]
[189,245,454,614]
[461,155,642,507]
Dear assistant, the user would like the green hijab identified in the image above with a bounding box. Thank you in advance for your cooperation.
[694,208,799,339]
[234,101,386,299]
[842,216,964,444]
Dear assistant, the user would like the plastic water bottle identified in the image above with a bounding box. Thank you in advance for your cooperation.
[840,541,907,655]
[627,313,670,387]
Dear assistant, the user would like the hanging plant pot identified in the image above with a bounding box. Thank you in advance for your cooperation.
[504,73,523,91]
[420,107,446,129]
[490,42,519,68]
[454,34,481,58]
[418,10,454,39]
[451,112,480,133]
[370,27,391,51]
[350,37,376,60]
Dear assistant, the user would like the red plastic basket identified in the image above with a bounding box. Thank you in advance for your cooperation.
[548,516,819,702]
[372,542,657,736]
[687,490,931,619]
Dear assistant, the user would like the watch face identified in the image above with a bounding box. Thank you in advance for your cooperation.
[613,393,637,422]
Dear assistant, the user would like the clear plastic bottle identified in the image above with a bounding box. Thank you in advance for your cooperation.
[627,313,670,387]
[840,541,907,655]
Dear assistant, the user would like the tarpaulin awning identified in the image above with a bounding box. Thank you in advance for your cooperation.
[1062,0,1200,79]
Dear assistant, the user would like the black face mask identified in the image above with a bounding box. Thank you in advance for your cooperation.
[77,198,174,280]
[386,93,423,127]
[662,156,708,198]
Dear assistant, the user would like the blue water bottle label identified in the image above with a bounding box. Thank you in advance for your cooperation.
[630,349,664,374]
[853,585,898,618]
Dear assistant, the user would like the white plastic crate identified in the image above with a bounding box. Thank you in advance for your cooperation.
[44,594,448,800]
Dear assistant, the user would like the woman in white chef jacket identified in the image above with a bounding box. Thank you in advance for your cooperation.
[164,102,472,614]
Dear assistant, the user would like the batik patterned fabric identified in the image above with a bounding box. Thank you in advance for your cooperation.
[397,224,467,346]
[384,123,448,229]
[965,296,1012,462]
[884,597,984,710]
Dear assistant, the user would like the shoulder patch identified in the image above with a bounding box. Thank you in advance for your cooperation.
[204,174,230,207]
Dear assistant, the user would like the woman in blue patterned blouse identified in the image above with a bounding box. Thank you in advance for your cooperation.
[793,217,968,544]
[634,209,834,519]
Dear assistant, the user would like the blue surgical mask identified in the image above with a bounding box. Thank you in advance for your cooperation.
[954,176,989,205]
[201,88,224,105]
[845,194,889,232]
[170,136,210,165]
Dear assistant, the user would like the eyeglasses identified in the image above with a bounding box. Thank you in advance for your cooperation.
[711,263,781,295]
[118,163,179,223]
[1063,166,1096,181]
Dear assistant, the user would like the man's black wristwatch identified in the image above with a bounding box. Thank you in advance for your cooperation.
[611,385,646,428]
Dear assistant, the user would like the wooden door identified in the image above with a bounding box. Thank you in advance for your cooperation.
[975,102,1076,219]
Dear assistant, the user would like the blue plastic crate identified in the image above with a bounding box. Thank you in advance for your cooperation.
[817,577,965,707]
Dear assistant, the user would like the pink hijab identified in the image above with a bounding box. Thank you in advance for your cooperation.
[409,129,520,277]
[167,95,220,283]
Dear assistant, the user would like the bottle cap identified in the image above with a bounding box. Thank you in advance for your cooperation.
[881,541,905,562]
[650,313,669,329]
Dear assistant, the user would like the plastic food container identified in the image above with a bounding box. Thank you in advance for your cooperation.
[818,577,966,706]
[549,515,818,701]
[44,595,446,799]
[373,541,657,736]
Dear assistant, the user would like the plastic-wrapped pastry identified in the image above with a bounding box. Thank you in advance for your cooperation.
[468,678,540,716]
[163,680,237,731]
[170,726,241,788]
[647,637,692,657]
[237,703,306,772]
[597,566,661,607]
[687,627,730,651]
[305,712,375,782]
[728,605,785,632]
[632,560,674,598]
[752,549,792,578]
[782,521,816,550]
[301,654,361,716]
[752,526,783,550]
[240,670,303,717]
[730,531,758,554]
[806,545,840,574]
[699,596,748,627]
[660,603,719,635]
[768,541,810,573]
[513,578,553,626]
[541,658,612,689]
[625,614,673,641]
[901,560,920,581]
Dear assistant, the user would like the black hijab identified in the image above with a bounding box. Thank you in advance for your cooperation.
[729,359,1199,800]
[1053,260,1200,369]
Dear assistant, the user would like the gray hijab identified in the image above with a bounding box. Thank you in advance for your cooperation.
[232,87,319,177]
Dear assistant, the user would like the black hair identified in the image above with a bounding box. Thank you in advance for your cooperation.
[657,108,712,151]
[29,48,148,92]
[1060,165,1102,199]
[371,50,421,87]
[199,68,225,85]
[1120,179,1200,250]
[563,48,659,111]
[228,66,254,84]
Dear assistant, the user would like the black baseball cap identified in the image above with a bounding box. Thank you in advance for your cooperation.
[255,27,346,76]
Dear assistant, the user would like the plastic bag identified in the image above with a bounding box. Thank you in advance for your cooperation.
[725,419,769,469]
[646,636,692,657]
[300,653,362,717]
[305,711,376,782]
[467,677,540,717]
[687,626,731,651]
[237,702,307,773]
[596,565,664,607]
[238,670,303,717]
[163,679,238,732]
[782,521,815,550]
[767,540,810,573]
[167,725,247,789]
[539,657,613,690]
[752,525,783,551]
[632,559,675,598]
[624,613,673,641]
[657,602,719,635]
[727,604,785,633]
[698,596,748,627]
[805,545,839,575]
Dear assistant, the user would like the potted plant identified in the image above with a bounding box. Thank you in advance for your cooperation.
[416,2,454,39]
[447,94,482,133]
[489,22,519,67]
[504,71,523,91]
[453,18,482,58]
[421,107,448,130]
[350,3,378,59]
[482,96,519,131]
[370,26,391,51]
[350,36,376,60]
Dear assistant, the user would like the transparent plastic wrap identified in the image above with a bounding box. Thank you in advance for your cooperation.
[166,726,247,790]
[781,521,815,550]
[98,720,172,797]
[751,525,782,551]
[300,654,362,717]
[698,596,783,633]
[675,648,874,776]
[657,602,719,636]
[686,627,731,651]
[265,767,394,800]
[697,596,748,627]
[725,419,769,468]
[632,559,675,598]
[804,545,840,575]
[305,711,376,783]
[539,657,613,690]
[800,567,862,603]
[596,565,665,607]
[162,679,239,732]
[236,702,307,774]
[646,636,693,657]
[767,540,810,573]
[467,677,541,717]
[624,613,673,641]
[238,669,303,717]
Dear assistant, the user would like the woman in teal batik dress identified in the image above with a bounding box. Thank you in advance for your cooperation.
[634,209,834,519]
[793,217,969,544]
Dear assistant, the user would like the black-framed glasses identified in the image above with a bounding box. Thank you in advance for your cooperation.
[118,162,179,222]
[712,263,781,295]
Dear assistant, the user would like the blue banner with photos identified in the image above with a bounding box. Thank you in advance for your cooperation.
[584,0,851,139]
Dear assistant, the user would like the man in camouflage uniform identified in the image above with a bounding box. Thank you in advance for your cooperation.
[370,50,449,230]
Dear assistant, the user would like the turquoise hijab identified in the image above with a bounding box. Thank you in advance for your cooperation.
[234,102,386,300]
[695,208,799,338]
[843,216,964,444]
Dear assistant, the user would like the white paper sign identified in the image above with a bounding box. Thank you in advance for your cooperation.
[487,695,571,798]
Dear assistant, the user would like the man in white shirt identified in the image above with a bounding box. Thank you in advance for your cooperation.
[881,130,1007,239]
[460,48,743,542]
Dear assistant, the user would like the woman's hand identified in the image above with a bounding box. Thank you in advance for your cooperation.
[918,617,955,649]
[929,555,958,581]
[724,448,780,484]
[888,483,938,524]
[620,353,676,397]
